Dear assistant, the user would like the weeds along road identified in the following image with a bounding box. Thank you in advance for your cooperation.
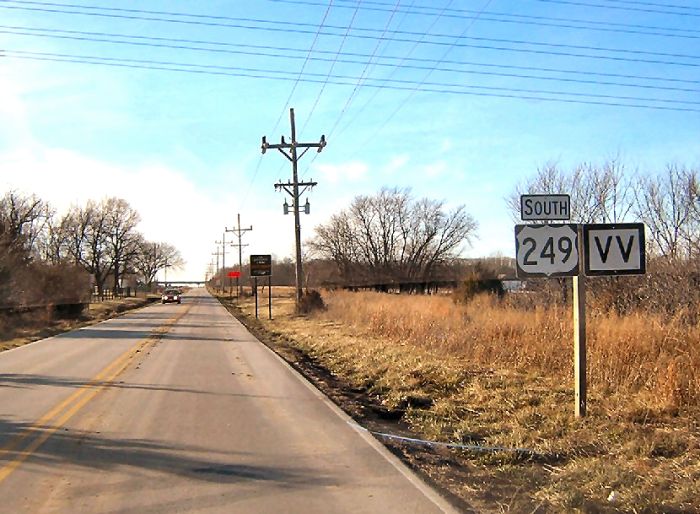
[0,288,456,514]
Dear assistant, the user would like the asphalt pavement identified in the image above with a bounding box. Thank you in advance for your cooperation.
[0,288,458,513]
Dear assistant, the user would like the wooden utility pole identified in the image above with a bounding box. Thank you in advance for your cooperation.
[261,108,326,304]
[211,248,221,291]
[226,213,252,298]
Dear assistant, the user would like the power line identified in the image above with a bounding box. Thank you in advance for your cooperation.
[6,22,700,66]
[533,0,700,17]
[324,0,405,139]
[5,50,700,112]
[268,0,700,38]
[2,4,700,59]
[604,0,700,12]
[6,48,697,96]
[298,0,362,138]
[3,0,698,40]
[335,0,496,156]
[268,0,334,137]
[3,25,699,86]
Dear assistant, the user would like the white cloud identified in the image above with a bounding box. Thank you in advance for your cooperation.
[383,154,409,175]
[423,160,447,178]
[314,161,368,183]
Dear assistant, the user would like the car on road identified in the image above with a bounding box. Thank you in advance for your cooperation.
[161,289,182,304]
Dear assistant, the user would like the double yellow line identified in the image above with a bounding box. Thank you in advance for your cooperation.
[0,304,192,484]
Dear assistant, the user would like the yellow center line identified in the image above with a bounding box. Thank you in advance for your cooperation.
[0,303,193,484]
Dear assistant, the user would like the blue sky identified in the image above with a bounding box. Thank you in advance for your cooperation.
[1,0,699,280]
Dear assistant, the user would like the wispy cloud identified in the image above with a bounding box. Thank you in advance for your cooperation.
[314,161,368,183]
[382,154,410,175]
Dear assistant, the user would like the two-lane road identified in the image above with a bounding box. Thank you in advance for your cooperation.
[0,288,457,513]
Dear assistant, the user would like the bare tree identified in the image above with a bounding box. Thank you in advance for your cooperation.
[0,191,49,258]
[634,165,699,259]
[134,239,184,288]
[103,198,141,293]
[506,160,634,224]
[310,187,477,284]
[60,200,112,297]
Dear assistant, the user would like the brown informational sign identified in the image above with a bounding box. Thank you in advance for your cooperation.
[250,254,272,277]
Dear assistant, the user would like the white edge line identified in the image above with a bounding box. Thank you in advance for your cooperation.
[214,294,462,514]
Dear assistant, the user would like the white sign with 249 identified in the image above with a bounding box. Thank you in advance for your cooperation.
[515,224,579,278]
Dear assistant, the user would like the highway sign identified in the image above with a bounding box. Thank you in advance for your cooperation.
[583,223,645,276]
[520,194,570,221]
[515,224,579,277]
[250,254,272,277]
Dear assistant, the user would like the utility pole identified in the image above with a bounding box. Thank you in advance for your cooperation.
[261,107,326,305]
[216,233,228,287]
[226,213,252,298]
[211,248,221,292]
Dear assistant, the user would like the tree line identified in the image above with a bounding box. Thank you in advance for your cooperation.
[507,160,700,260]
[0,191,183,308]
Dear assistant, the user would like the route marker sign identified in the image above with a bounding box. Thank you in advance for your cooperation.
[583,223,646,276]
[515,224,579,277]
[250,254,272,277]
[520,194,570,221]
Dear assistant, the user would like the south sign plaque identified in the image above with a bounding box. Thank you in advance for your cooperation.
[520,194,571,221]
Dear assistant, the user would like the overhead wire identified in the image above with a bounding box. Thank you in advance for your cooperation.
[5,50,698,112]
[3,24,699,86]
[301,0,456,178]
[532,0,700,17]
[267,0,700,38]
[1,0,698,40]
[323,0,405,140]
[1,8,700,64]
[333,0,464,141]
[340,0,497,150]
[298,0,363,139]
[603,0,700,11]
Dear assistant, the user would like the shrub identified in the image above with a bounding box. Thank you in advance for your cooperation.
[297,289,326,314]
[453,268,504,304]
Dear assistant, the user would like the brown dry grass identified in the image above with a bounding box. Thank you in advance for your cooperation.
[224,287,700,513]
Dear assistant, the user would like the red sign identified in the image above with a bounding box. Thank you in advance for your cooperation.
[227,271,241,278]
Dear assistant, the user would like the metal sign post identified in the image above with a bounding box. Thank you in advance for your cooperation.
[268,276,272,320]
[254,277,258,319]
[573,225,587,417]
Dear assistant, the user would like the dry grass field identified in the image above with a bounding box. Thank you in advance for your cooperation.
[220,287,699,513]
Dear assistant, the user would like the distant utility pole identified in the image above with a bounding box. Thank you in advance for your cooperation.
[261,107,326,304]
[226,213,252,298]
[211,248,222,291]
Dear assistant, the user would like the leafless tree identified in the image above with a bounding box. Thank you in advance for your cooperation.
[0,191,49,258]
[310,187,477,284]
[103,198,141,293]
[134,239,184,287]
[634,165,699,259]
[60,200,111,297]
[506,160,634,224]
